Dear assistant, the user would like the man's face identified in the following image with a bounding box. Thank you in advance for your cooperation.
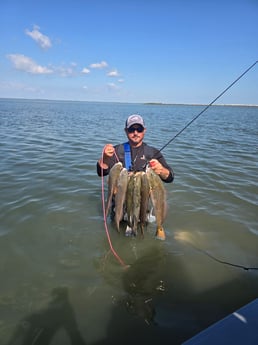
[125,124,146,146]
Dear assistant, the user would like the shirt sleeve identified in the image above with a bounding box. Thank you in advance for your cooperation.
[96,161,109,176]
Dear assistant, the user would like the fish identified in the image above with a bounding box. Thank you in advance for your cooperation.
[125,172,134,231]
[146,166,167,240]
[114,168,129,232]
[126,172,142,236]
[106,163,167,240]
[139,172,150,237]
[132,172,142,236]
[105,162,123,218]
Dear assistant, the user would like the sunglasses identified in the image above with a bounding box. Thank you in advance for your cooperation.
[127,126,144,133]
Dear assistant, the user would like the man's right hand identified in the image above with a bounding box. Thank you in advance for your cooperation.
[103,144,115,158]
[98,144,114,169]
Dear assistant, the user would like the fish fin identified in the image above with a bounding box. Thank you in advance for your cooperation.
[155,227,166,241]
[140,223,145,238]
[105,196,112,217]
[105,189,116,218]
[115,218,121,233]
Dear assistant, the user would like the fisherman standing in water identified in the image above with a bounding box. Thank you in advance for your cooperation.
[97,114,174,239]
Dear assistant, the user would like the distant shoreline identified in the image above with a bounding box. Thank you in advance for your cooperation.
[144,102,258,107]
[0,97,257,107]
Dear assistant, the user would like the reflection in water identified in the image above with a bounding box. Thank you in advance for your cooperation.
[99,236,258,344]
[7,288,86,345]
[97,241,197,344]
[120,245,167,325]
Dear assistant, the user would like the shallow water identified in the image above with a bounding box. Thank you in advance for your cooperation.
[0,99,258,344]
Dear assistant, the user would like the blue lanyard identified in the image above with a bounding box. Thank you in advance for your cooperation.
[123,142,132,171]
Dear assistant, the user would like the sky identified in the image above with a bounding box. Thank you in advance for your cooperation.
[1,0,257,105]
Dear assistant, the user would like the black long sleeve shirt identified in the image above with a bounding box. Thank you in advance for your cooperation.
[97,142,174,183]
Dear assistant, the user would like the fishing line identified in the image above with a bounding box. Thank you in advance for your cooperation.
[161,61,258,271]
[188,242,258,271]
[159,60,258,152]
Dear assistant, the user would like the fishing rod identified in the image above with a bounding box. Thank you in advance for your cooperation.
[167,60,258,272]
[159,60,258,152]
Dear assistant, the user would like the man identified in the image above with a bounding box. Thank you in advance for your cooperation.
[97,114,174,238]
[97,114,174,180]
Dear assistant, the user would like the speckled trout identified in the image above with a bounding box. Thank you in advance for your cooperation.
[126,172,142,236]
[114,168,129,232]
[146,166,167,240]
[139,172,150,237]
[105,162,123,218]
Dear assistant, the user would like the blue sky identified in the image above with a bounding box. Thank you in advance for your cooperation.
[1,0,257,104]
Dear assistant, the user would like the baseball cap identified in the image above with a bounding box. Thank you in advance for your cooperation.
[125,114,145,129]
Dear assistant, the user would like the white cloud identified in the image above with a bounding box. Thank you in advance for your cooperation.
[82,67,90,74]
[107,69,119,77]
[7,54,53,74]
[89,61,108,69]
[25,25,52,49]
[55,65,75,77]
[107,82,120,90]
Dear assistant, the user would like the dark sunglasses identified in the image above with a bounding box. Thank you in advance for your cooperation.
[127,126,144,133]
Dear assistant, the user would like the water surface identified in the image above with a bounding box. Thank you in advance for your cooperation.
[0,99,258,344]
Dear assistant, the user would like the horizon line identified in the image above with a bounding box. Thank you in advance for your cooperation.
[0,97,257,108]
